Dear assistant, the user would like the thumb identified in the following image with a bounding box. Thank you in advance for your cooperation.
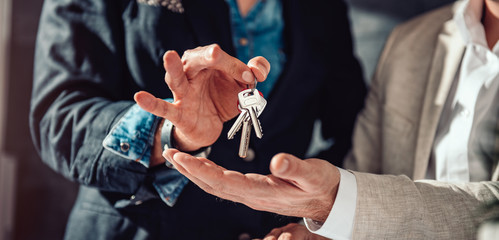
[270,153,315,188]
[247,56,270,83]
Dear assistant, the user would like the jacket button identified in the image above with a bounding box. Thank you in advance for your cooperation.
[239,37,248,46]
[120,142,130,152]
[238,233,251,240]
[243,148,255,162]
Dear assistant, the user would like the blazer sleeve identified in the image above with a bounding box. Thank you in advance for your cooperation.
[351,171,499,239]
[29,0,148,194]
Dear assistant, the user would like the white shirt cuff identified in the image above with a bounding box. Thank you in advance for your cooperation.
[304,168,357,240]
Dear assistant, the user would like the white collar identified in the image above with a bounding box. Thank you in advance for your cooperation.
[454,0,489,47]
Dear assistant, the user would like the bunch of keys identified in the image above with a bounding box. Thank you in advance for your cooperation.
[227,80,267,158]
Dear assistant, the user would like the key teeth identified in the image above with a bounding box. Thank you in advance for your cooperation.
[233,88,267,157]
[227,110,247,140]
[258,127,263,138]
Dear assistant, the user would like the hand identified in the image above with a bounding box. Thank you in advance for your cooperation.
[163,149,340,222]
[135,44,270,152]
[256,223,329,240]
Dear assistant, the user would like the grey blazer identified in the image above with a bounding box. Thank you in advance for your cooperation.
[344,1,499,239]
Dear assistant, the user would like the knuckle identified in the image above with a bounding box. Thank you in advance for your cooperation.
[206,44,221,63]
[182,61,193,73]
[181,48,194,63]
[208,43,221,53]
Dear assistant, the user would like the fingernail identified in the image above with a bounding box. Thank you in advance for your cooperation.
[258,63,268,79]
[242,71,253,83]
[278,158,289,174]
[163,152,171,163]
[271,158,289,175]
[163,147,173,163]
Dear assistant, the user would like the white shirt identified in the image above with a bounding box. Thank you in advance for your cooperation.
[430,0,499,182]
[306,0,499,238]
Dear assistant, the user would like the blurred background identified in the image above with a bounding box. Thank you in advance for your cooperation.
[0,0,454,239]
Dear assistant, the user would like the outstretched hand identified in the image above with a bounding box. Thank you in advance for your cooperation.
[163,148,341,222]
[135,44,270,151]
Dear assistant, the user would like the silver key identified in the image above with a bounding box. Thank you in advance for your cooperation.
[238,89,266,138]
[238,117,252,158]
[227,89,266,139]
[227,109,248,140]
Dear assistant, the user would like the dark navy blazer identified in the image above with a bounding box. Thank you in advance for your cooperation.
[30,0,366,239]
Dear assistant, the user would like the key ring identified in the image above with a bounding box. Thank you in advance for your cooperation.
[247,78,257,94]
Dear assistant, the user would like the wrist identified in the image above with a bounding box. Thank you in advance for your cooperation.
[313,166,340,222]
[160,119,212,161]
[150,119,166,166]
[171,127,204,152]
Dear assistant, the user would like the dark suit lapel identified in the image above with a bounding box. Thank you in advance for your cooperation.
[182,0,235,55]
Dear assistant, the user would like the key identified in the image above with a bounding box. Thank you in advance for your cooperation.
[228,84,267,158]
[227,89,266,139]
[238,89,266,138]
[238,117,252,158]
[247,106,262,138]
[227,109,248,140]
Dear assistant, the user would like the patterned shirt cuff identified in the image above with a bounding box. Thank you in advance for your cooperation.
[102,99,211,207]
[102,103,161,168]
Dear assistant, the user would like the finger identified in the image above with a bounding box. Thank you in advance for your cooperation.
[277,223,308,240]
[277,233,292,240]
[247,56,270,83]
[263,237,277,240]
[163,50,189,99]
[173,151,246,188]
[171,151,255,202]
[269,153,320,189]
[163,149,220,195]
[163,149,252,205]
[182,44,254,84]
[162,148,180,166]
[134,91,179,122]
[263,227,283,240]
[163,149,208,179]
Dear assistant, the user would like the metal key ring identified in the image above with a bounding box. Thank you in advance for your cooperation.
[247,78,257,94]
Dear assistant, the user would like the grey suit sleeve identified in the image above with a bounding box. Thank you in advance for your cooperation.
[351,171,499,239]
[29,0,148,194]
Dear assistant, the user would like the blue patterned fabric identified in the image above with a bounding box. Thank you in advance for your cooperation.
[225,0,285,97]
